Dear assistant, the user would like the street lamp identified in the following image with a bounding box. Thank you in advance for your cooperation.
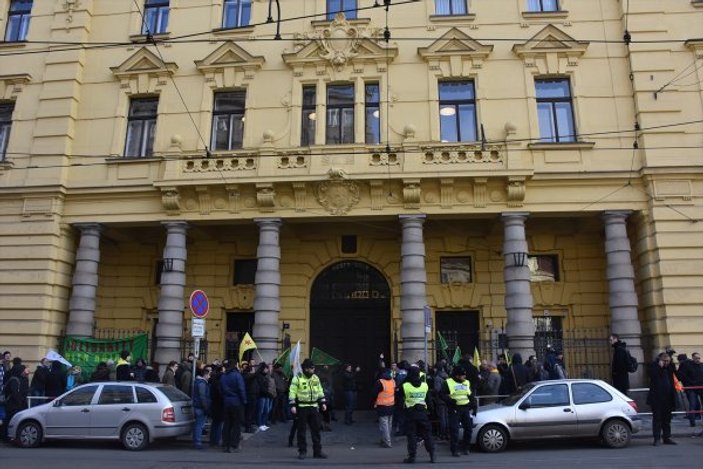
[162,258,175,272]
[511,251,528,267]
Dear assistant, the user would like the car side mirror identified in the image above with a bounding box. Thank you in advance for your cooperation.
[518,401,530,411]
[53,400,61,407]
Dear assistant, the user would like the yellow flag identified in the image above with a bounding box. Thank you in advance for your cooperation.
[239,332,257,362]
[473,346,481,366]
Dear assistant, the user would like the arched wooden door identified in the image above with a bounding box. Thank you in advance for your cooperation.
[310,261,391,408]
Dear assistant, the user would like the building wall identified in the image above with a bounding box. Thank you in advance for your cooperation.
[0,0,701,363]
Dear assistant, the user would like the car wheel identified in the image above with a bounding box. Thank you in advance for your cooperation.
[17,421,42,448]
[478,424,509,453]
[601,419,631,448]
[121,423,149,451]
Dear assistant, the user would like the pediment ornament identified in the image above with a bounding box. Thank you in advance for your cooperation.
[111,48,177,94]
[512,25,589,72]
[195,42,265,87]
[283,13,396,72]
[418,27,494,70]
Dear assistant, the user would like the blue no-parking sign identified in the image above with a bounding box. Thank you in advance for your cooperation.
[189,290,210,318]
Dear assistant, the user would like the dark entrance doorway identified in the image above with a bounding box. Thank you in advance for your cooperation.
[435,310,480,364]
[226,311,255,362]
[310,261,391,409]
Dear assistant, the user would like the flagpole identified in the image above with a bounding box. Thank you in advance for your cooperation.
[254,349,266,364]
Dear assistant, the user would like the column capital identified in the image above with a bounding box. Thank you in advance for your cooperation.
[254,217,282,227]
[501,211,530,221]
[602,210,633,222]
[73,223,104,234]
[399,214,426,224]
[161,220,189,231]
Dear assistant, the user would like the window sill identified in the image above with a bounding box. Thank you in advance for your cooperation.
[521,10,569,19]
[693,1,703,9]
[212,26,255,38]
[129,32,171,43]
[0,40,27,50]
[429,14,476,23]
[311,17,370,28]
[0,160,14,171]
[105,156,162,163]
[527,141,594,150]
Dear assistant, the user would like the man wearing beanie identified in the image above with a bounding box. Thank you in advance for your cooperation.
[440,365,477,457]
[289,358,327,460]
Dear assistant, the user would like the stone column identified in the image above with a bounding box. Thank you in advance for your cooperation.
[66,223,103,337]
[154,221,189,367]
[399,214,428,363]
[252,218,282,363]
[502,213,536,358]
[603,210,644,385]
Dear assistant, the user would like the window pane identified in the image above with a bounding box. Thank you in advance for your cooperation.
[365,84,380,104]
[61,386,98,406]
[1,124,12,158]
[302,86,316,107]
[435,0,450,15]
[129,99,158,117]
[458,104,477,141]
[341,107,354,143]
[527,0,541,11]
[344,0,357,19]
[536,79,571,98]
[240,0,251,26]
[212,115,231,150]
[528,384,569,407]
[327,0,341,20]
[302,110,316,146]
[327,85,354,105]
[537,102,556,142]
[229,115,244,149]
[136,387,158,403]
[157,9,169,33]
[440,113,458,142]
[5,17,21,41]
[439,81,474,100]
[451,0,466,15]
[543,0,559,11]
[572,383,612,405]
[98,385,135,405]
[555,102,575,142]
[326,108,340,144]
[10,0,33,13]
[143,120,156,156]
[234,259,258,285]
[214,92,246,112]
[125,121,144,156]
[365,107,380,144]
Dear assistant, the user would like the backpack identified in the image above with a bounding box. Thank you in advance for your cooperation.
[626,350,638,373]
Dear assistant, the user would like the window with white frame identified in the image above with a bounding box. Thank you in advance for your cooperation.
[535,78,576,143]
[0,102,14,160]
[223,0,252,29]
[327,0,357,20]
[124,98,158,157]
[439,80,477,142]
[326,84,354,144]
[527,0,560,12]
[211,90,246,151]
[301,85,316,146]
[435,0,467,16]
[365,83,380,144]
[4,0,32,42]
[142,0,170,35]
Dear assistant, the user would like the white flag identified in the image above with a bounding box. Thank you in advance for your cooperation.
[290,340,302,377]
[45,350,72,367]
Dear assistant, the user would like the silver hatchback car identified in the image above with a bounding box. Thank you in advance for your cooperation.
[472,379,642,452]
[8,382,194,451]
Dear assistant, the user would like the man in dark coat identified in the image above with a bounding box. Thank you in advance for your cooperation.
[220,361,247,453]
[45,360,66,398]
[2,364,29,440]
[29,358,50,405]
[647,352,677,446]
[610,334,631,395]
[678,352,703,427]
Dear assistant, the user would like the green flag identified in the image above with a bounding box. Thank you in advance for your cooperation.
[436,331,449,358]
[452,346,462,365]
[311,347,341,366]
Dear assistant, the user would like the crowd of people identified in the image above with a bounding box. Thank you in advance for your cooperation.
[2,342,702,460]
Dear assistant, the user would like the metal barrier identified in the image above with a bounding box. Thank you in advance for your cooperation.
[27,395,54,408]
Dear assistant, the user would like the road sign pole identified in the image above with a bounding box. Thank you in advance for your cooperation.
[191,337,200,398]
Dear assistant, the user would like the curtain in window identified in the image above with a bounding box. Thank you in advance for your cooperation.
[435,0,450,15]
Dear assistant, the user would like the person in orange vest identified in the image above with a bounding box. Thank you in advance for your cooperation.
[373,368,396,448]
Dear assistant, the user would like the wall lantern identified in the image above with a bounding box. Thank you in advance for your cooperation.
[512,252,528,267]
[163,258,175,272]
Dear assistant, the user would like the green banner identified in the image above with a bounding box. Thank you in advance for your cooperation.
[63,334,148,380]
[310,347,341,366]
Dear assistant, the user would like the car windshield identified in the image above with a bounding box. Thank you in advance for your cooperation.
[158,385,190,402]
[500,383,537,406]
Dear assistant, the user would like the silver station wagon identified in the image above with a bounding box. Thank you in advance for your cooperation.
[8,382,193,451]
[472,379,642,452]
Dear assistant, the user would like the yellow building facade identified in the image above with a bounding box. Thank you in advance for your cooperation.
[0,1,702,386]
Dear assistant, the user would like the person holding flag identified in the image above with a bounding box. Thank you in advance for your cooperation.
[239,332,257,363]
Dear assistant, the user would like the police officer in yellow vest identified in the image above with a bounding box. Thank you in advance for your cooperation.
[289,359,328,460]
[400,366,436,464]
[440,365,477,457]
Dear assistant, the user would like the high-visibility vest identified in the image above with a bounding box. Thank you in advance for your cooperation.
[376,379,395,406]
[289,374,325,407]
[446,377,471,406]
[402,381,428,408]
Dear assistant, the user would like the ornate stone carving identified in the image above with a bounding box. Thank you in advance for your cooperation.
[370,180,385,211]
[422,145,503,164]
[292,182,307,212]
[440,179,454,208]
[256,184,276,212]
[161,187,181,215]
[183,156,257,173]
[473,177,488,208]
[195,186,210,215]
[225,185,240,214]
[315,169,360,215]
[403,179,421,209]
[370,152,400,166]
[507,177,526,207]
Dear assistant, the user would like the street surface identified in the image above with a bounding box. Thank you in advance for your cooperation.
[2,412,702,468]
